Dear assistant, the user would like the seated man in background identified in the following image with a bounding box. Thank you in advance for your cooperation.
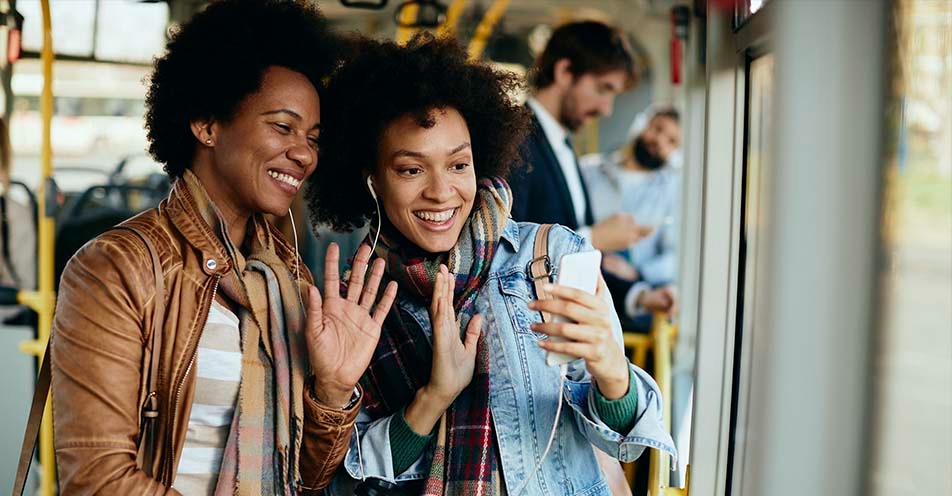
[582,106,682,288]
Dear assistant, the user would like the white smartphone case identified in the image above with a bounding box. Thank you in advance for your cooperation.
[545,250,602,366]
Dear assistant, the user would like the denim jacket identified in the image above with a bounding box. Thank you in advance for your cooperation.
[328,221,675,495]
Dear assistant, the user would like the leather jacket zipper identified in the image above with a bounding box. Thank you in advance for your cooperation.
[164,274,221,483]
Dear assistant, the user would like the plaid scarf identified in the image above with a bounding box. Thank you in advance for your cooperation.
[359,177,512,495]
[179,171,309,496]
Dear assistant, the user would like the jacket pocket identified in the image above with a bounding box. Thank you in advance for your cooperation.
[497,271,545,338]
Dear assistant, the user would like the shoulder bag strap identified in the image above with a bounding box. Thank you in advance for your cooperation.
[12,225,166,495]
[117,225,165,478]
[12,341,51,495]
[528,224,554,323]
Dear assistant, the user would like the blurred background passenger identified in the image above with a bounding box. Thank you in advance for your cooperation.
[582,106,683,287]
[508,20,677,332]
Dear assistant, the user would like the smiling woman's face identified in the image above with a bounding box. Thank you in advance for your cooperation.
[203,65,321,218]
[372,107,477,254]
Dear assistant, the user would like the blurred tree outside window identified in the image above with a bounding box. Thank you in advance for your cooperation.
[871,0,951,494]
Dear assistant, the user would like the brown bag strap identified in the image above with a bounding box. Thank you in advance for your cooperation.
[528,224,554,323]
[12,225,166,495]
[116,225,166,477]
[13,340,51,495]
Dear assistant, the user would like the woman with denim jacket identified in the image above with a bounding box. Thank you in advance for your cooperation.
[307,34,675,496]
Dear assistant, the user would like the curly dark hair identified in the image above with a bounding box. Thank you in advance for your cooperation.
[306,33,530,233]
[145,0,338,177]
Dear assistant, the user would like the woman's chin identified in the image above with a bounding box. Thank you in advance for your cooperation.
[409,233,459,254]
[258,199,294,218]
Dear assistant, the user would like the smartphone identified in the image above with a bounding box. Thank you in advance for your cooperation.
[545,250,603,366]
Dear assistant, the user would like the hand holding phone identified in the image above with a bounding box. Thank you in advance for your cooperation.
[544,250,602,366]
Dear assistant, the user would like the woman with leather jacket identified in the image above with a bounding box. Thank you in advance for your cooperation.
[307,34,675,496]
[49,1,396,494]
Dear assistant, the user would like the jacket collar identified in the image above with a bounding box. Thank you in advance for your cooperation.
[499,218,520,253]
[164,174,233,276]
[163,170,305,280]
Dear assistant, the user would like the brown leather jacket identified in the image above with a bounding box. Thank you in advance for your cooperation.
[51,180,358,494]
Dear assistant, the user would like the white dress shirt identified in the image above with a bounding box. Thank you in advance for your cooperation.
[526,97,589,230]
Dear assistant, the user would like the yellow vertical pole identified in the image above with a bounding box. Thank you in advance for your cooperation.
[622,332,652,484]
[394,3,420,45]
[647,312,674,496]
[466,0,509,61]
[37,0,55,491]
[437,0,468,39]
[16,0,57,494]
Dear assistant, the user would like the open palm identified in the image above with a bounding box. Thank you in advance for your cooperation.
[306,243,397,407]
[425,264,482,405]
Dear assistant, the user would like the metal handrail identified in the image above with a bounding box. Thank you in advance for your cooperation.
[466,0,509,60]
[647,312,674,496]
[394,2,420,45]
[15,1,58,494]
[622,312,688,496]
[436,0,468,38]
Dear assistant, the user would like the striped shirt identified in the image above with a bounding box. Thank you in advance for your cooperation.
[174,300,241,495]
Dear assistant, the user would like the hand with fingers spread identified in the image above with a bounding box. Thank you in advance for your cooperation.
[403,264,483,435]
[529,276,631,400]
[306,242,398,408]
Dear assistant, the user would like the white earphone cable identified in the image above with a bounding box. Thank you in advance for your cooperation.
[290,207,367,481]
[287,209,307,310]
[368,179,381,255]
[354,423,366,481]
[512,362,568,495]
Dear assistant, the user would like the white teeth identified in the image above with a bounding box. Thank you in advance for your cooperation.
[414,209,455,223]
[268,170,301,189]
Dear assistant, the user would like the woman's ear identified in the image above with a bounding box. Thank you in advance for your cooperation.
[190,119,216,147]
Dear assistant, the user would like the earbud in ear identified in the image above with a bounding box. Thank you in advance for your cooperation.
[366,176,377,200]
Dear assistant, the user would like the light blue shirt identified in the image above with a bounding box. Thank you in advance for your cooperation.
[581,152,681,286]
[327,220,675,496]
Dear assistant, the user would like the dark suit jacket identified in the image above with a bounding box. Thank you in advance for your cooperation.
[509,109,594,230]
[508,107,642,326]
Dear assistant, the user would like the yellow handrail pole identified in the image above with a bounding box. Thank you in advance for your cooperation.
[647,312,674,496]
[436,0,468,39]
[466,0,509,61]
[16,0,57,494]
[623,332,651,369]
[394,3,420,45]
[622,331,652,484]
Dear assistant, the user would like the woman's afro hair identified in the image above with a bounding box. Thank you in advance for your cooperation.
[145,0,338,177]
[306,32,530,233]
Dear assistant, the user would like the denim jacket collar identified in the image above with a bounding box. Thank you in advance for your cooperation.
[499,216,521,252]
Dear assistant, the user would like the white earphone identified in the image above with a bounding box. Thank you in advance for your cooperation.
[366,175,377,200]
[366,175,381,255]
